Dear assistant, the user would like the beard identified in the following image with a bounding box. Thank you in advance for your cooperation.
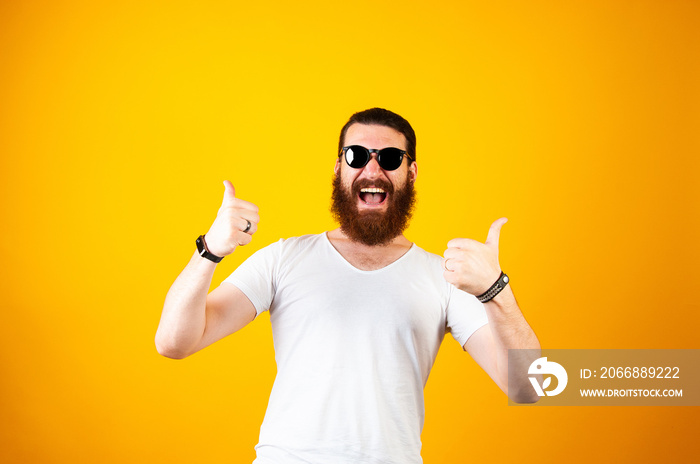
[330,171,416,246]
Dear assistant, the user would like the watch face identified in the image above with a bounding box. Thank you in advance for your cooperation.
[196,235,206,255]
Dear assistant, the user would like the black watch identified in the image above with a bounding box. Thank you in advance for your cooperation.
[196,235,223,263]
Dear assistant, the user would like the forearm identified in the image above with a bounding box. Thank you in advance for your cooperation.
[483,286,541,401]
[155,181,259,358]
[484,286,540,354]
[155,251,218,358]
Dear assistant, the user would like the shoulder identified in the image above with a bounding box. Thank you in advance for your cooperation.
[409,243,445,271]
[253,233,327,263]
[276,233,326,253]
[233,234,326,277]
[254,233,324,250]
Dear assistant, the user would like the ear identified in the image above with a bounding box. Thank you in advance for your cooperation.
[334,156,341,175]
[409,161,417,183]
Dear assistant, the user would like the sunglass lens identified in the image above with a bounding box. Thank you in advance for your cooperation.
[378,148,404,170]
[345,146,369,168]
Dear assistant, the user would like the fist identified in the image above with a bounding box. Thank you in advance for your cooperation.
[442,218,507,296]
[204,180,260,257]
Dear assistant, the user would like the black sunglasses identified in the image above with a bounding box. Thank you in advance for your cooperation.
[339,145,414,171]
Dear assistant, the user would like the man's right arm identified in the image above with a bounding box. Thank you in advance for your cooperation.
[155,180,260,359]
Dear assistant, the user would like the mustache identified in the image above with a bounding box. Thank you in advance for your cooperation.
[351,178,394,195]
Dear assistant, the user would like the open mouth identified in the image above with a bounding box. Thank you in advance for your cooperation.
[359,187,387,206]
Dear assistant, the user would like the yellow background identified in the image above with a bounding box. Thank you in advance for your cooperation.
[1,0,698,462]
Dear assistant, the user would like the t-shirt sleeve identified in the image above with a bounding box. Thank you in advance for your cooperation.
[445,283,489,348]
[221,239,282,316]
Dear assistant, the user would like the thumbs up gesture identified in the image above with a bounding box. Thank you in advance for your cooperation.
[204,180,260,257]
[442,218,507,296]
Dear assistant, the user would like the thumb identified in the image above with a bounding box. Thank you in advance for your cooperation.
[222,180,236,206]
[485,217,508,250]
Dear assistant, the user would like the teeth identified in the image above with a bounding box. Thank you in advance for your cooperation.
[360,188,385,193]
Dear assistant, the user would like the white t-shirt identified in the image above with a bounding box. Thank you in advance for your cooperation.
[223,233,488,464]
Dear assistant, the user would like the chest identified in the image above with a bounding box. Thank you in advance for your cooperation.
[269,253,448,349]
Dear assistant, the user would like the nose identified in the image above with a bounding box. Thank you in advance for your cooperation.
[362,153,382,178]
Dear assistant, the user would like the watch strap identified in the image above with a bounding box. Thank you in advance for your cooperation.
[196,235,223,263]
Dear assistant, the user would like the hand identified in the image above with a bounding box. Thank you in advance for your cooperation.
[442,218,507,296]
[204,180,260,257]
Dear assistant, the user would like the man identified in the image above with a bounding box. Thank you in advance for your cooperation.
[156,108,540,463]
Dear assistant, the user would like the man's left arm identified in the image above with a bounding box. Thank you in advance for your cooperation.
[443,218,541,403]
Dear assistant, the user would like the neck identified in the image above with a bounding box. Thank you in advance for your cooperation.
[327,228,411,250]
[326,228,413,271]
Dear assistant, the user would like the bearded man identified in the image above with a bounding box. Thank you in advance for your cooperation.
[156,108,541,464]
